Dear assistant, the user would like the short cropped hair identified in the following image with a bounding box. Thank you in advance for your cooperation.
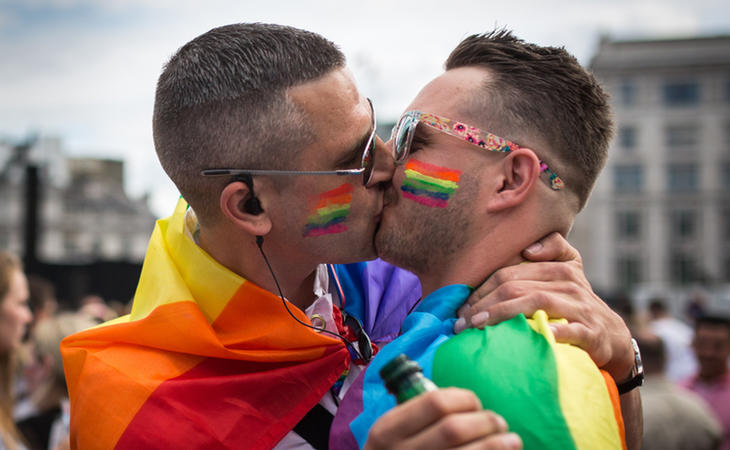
[153,23,346,222]
[445,30,614,211]
[695,315,730,336]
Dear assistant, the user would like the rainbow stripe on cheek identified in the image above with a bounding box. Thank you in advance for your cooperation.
[303,183,353,237]
[401,159,461,208]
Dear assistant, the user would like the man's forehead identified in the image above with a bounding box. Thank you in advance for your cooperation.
[407,66,490,120]
[286,67,371,163]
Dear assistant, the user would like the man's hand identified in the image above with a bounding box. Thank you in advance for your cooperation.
[455,232,633,382]
[365,388,521,450]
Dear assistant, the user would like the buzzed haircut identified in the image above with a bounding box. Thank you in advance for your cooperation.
[445,30,614,211]
[153,23,346,222]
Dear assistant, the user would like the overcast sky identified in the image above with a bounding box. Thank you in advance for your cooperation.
[1,0,729,217]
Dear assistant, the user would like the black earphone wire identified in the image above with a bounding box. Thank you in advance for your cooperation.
[255,236,366,361]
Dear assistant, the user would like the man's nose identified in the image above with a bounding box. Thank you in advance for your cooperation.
[366,137,395,188]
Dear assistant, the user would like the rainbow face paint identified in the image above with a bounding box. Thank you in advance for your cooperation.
[303,183,353,237]
[401,159,461,208]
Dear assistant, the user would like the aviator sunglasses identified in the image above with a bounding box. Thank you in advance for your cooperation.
[201,98,378,186]
[390,111,565,190]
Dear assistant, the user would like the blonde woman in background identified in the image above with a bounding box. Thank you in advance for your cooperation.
[32,313,96,450]
[0,252,32,450]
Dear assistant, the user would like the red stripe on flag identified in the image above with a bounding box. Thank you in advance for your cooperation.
[116,346,349,449]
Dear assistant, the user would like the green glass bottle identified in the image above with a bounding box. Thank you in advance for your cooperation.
[379,354,437,404]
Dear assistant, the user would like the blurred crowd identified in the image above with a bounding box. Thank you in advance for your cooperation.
[0,248,728,449]
[612,292,730,450]
[0,251,127,450]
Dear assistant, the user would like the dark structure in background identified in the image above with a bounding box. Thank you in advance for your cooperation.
[1,135,156,308]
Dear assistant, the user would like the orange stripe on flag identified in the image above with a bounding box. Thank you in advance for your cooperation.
[600,370,626,450]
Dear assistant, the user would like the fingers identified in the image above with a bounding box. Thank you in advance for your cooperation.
[401,410,512,449]
[365,389,520,450]
[366,388,482,445]
[521,232,581,264]
[454,433,522,450]
[466,261,588,308]
[482,283,591,325]
[548,322,609,368]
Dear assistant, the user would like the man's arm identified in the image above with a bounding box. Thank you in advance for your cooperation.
[620,389,642,450]
[365,388,521,450]
[456,232,641,449]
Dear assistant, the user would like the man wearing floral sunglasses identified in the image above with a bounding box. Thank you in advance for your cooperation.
[332,30,641,449]
[61,23,637,449]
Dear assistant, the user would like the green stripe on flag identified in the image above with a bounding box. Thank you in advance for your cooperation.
[432,315,577,450]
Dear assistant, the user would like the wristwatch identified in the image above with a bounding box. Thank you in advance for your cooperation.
[617,338,644,395]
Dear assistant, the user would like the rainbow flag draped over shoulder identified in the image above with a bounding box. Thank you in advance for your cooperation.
[330,284,626,450]
[60,199,350,449]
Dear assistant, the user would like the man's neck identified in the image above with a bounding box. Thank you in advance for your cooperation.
[417,239,523,298]
[199,226,319,311]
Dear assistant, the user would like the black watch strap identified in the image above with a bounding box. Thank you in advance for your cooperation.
[617,338,644,395]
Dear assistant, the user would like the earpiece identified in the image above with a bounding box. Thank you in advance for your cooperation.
[245,196,263,215]
[233,174,264,215]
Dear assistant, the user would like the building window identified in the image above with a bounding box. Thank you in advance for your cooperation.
[616,256,641,288]
[724,256,730,282]
[619,126,637,150]
[663,81,700,106]
[616,211,641,240]
[670,210,696,238]
[665,124,698,151]
[722,163,730,190]
[620,80,636,106]
[614,165,644,193]
[667,163,698,192]
[670,252,696,285]
[724,208,730,242]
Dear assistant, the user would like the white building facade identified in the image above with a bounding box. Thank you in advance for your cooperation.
[570,35,730,310]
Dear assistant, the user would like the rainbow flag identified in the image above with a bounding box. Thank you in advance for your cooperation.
[331,284,626,450]
[61,199,350,449]
[400,159,461,208]
[304,183,353,236]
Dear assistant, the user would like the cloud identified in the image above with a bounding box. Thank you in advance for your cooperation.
[1,0,728,217]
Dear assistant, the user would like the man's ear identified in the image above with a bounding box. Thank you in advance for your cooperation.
[219,180,273,236]
[486,148,541,212]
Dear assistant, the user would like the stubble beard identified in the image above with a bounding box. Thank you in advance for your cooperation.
[375,196,472,278]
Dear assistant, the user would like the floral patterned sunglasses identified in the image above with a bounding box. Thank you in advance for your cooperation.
[390,111,564,190]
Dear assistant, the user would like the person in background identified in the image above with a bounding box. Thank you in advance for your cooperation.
[648,298,697,382]
[0,252,33,450]
[685,290,709,324]
[681,315,730,450]
[19,313,96,450]
[638,333,721,450]
[14,276,58,443]
[24,278,57,333]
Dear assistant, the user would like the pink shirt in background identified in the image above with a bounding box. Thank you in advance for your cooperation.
[681,372,730,450]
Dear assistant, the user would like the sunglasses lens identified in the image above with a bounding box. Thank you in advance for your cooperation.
[393,114,416,162]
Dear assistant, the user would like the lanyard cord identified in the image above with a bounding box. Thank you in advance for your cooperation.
[256,236,367,362]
